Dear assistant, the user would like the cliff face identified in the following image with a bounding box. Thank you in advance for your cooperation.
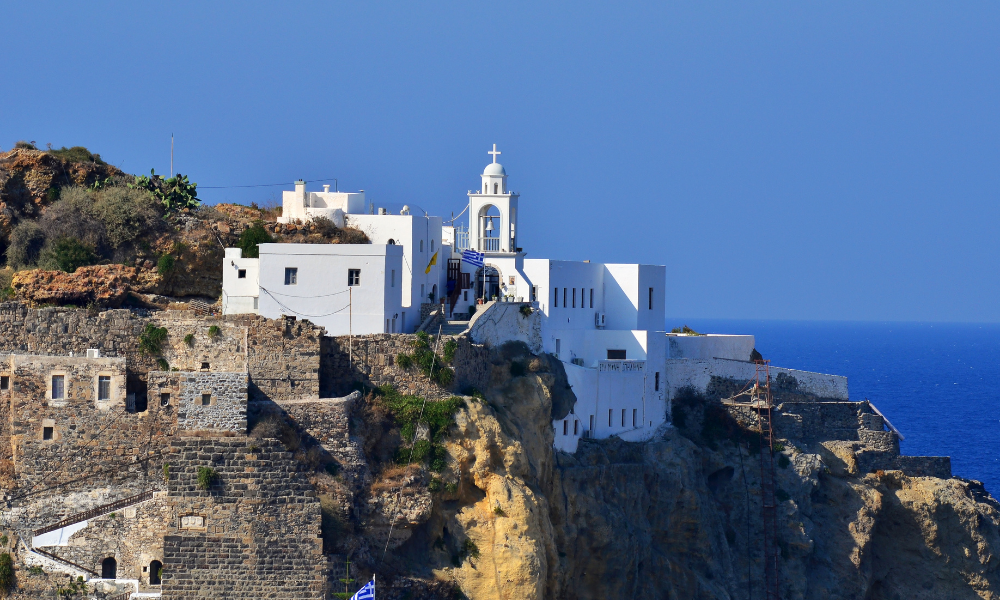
[354,350,1000,600]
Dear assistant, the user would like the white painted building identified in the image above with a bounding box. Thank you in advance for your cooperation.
[278,180,364,226]
[222,243,405,335]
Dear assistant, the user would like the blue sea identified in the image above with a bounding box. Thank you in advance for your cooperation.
[674,319,1000,495]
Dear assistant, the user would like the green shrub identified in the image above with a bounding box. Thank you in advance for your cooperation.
[467,304,476,318]
[183,333,194,346]
[443,339,457,363]
[412,331,431,350]
[0,535,7,547]
[776,488,791,502]
[237,220,273,259]
[93,186,160,251]
[157,254,175,275]
[493,505,505,516]
[778,454,791,469]
[428,477,442,492]
[6,221,46,267]
[208,325,221,338]
[433,367,454,386]
[48,146,106,164]
[670,325,702,335]
[396,353,412,369]
[197,466,218,490]
[162,463,170,483]
[139,322,168,355]
[28,565,44,575]
[42,238,97,273]
[445,482,458,494]
[519,305,533,318]
[131,169,199,213]
[772,442,786,453]
[14,140,37,150]
[156,358,169,371]
[0,552,12,591]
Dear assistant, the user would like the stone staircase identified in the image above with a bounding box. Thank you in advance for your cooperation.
[440,321,469,335]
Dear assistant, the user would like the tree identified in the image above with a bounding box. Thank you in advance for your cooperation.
[238,221,273,259]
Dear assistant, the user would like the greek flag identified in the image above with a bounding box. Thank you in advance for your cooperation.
[349,580,374,600]
[462,249,484,267]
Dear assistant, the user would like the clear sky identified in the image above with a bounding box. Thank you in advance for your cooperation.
[2,2,998,322]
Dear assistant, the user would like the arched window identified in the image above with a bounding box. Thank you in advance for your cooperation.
[387,239,395,245]
[149,560,163,585]
[494,182,498,194]
[102,557,117,579]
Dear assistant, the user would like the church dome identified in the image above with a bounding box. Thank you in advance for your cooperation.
[483,162,506,176]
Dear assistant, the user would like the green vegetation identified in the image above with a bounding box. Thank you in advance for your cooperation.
[157,254,175,275]
[56,576,87,598]
[156,358,170,371]
[208,325,221,338]
[162,463,170,483]
[0,552,13,592]
[452,538,480,566]
[237,220,273,259]
[184,333,194,346]
[670,325,702,335]
[395,332,455,386]
[519,305,533,318]
[48,145,106,164]
[131,169,199,213]
[443,338,457,363]
[14,140,37,150]
[428,477,442,492]
[139,322,168,355]
[42,238,97,273]
[28,565,44,575]
[778,454,791,469]
[395,353,413,369]
[776,488,791,502]
[493,505,506,516]
[197,466,218,490]
[375,385,464,472]
[445,481,458,494]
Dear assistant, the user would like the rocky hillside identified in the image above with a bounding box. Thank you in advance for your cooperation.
[305,343,1000,600]
[0,145,367,307]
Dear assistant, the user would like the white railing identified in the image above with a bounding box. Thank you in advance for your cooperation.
[478,237,500,252]
[454,226,469,250]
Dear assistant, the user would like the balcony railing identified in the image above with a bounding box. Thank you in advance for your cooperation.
[478,237,500,252]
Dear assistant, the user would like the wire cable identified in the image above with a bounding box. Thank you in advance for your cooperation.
[259,288,351,319]
[200,177,340,190]
[259,286,350,299]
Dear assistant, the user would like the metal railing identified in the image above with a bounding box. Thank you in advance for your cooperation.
[29,548,99,576]
[34,490,155,536]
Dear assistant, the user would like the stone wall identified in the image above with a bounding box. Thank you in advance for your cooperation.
[321,334,457,400]
[467,301,542,354]
[149,371,248,434]
[40,494,171,590]
[162,437,325,600]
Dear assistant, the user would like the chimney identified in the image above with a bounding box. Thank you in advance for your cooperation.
[323,184,330,193]
[295,180,306,201]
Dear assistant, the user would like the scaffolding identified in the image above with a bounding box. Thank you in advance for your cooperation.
[750,359,780,600]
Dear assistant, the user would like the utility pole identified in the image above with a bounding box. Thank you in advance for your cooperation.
[349,287,353,369]
[170,134,174,175]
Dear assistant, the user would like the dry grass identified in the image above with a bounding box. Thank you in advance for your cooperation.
[370,464,422,493]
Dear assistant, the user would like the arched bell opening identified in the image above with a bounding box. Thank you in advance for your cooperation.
[477,205,502,253]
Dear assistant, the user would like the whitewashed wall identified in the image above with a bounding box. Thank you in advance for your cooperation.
[665,334,756,361]
[664,358,849,401]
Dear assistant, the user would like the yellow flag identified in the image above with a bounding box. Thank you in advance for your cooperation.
[425,251,438,274]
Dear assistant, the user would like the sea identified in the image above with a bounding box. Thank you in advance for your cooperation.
[673,319,1000,496]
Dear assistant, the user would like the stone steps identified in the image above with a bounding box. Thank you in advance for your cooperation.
[440,321,469,335]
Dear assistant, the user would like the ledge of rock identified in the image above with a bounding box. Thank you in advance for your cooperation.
[11,264,159,307]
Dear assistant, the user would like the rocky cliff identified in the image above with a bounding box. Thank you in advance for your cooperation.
[316,344,1000,600]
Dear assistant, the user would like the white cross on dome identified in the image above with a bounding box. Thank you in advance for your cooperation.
[488,144,501,163]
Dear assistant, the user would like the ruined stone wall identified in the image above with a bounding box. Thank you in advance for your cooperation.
[6,354,174,495]
[245,315,323,401]
[149,371,248,433]
[161,437,325,600]
[42,494,171,589]
[320,333,490,400]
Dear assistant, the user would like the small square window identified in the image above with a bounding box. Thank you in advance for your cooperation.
[0,376,8,390]
[98,375,111,401]
[160,393,170,407]
[201,394,211,406]
[201,362,210,370]
[43,427,53,440]
[238,269,246,279]
[284,267,298,285]
[348,269,361,286]
[51,375,65,400]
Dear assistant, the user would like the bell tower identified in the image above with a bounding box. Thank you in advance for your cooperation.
[468,144,520,254]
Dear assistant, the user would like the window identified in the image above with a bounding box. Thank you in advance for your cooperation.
[201,393,211,406]
[532,286,538,301]
[149,560,163,585]
[555,339,561,356]
[0,376,8,390]
[581,288,585,308]
[98,376,111,401]
[590,288,594,308]
[43,426,53,440]
[563,288,567,307]
[463,290,468,301]
[284,267,298,285]
[253,297,258,310]
[431,239,435,252]
[348,269,361,286]
[608,409,612,427]
[420,240,424,252]
[607,349,626,360]
[201,362,210,370]
[573,420,579,435]
[51,375,65,400]
[421,284,425,299]
[391,270,396,287]
[388,238,395,245]
[563,420,568,435]
[494,182,498,194]
[621,409,626,427]
[553,287,558,307]
[655,372,660,391]
[237,269,246,279]
[589,415,594,432]
[160,393,170,407]
[649,287,654,310]
[572,288,576,308]
[633,409,637,427]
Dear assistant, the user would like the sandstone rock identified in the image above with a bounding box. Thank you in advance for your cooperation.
[11,265,141,307]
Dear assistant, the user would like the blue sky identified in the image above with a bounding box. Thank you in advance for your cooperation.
[2,2,998,322]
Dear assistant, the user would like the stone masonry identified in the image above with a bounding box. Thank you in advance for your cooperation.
[149,371,249,434]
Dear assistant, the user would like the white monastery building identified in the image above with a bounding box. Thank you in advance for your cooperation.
[222,145,848,451]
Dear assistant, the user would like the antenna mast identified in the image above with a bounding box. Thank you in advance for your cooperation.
[170,134,174,176]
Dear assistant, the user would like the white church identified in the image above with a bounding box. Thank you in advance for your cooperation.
[222,146,847,450]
